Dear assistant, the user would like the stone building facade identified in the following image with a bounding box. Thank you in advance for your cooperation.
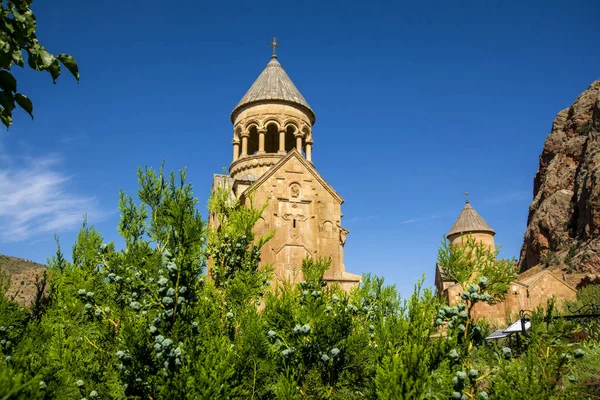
[209,49,361,290]
[435,200,577,325]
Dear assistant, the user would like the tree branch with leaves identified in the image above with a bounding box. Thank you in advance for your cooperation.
[0,0,79,128]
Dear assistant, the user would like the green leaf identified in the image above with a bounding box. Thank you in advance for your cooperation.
[0,90,15,112]
[22,10,36,35]
[17,9,37,37]
[2,18,15,34]
[0,70,17,92]
[57,53,79,81]
[48,59,60,83]
[0,107,13,128]
[0,41,10,54]
[15,93,32,119]
[38,48,54,68]
[26,47,41,70]
[12,48,24,67]
[12,9,27,23]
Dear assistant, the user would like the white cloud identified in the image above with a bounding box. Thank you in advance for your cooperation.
[59,133,90,146]
[0,153,101,242]
[346,215,376,223]
[400,213,445,224]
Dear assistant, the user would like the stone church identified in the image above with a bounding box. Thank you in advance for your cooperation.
[435,199,577,325]
[210,45,361,290]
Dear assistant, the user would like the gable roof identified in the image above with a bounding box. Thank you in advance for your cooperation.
[442,277,529,294]
[448,201,495,237]
[241,149,343,204]
[231,55,315,123]
[516,269,576,293]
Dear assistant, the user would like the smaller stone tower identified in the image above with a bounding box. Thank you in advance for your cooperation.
[435,198,496,294]
[447,199,496,250]
[434,197,577,325]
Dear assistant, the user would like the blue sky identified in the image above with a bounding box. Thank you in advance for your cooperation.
[0,0,599,297]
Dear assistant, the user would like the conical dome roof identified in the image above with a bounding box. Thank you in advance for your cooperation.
[448,201,495,237]
[231,55,315,123]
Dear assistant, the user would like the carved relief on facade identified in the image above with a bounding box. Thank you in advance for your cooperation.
[290,182,301,199]
[279,200,310,244]
[321,220,334,234]
[336,221,349,246]
[339,228,349,246]
[274,244,310,282]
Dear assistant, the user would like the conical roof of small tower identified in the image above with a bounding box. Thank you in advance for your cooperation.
[448,201,495,237]
[231,55,315,123]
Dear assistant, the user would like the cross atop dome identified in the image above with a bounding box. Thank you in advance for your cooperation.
[267,36,280,58]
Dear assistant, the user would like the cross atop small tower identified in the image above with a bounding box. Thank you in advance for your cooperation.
[267,36,280,58]
[465,191,470,204]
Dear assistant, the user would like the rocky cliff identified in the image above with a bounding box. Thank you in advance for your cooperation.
[519,79,600,278]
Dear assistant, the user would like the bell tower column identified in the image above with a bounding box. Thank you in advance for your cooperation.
[258,128,266,154]
[232,139,240,162]
[295,134,303,154]
[306,140,313,162]
[240,132,249,157]
[278,129,286,154]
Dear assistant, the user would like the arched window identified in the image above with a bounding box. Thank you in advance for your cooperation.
[285,125,296,152]
[265,123,278,153]
[247,126,259,155]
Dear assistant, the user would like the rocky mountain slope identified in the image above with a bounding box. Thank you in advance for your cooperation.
[519,79,600,280]
[0,254,46,306]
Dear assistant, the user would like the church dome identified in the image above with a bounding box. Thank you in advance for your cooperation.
[448,201,495,237]
[228,42,316,181]
[231,55,315,123]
